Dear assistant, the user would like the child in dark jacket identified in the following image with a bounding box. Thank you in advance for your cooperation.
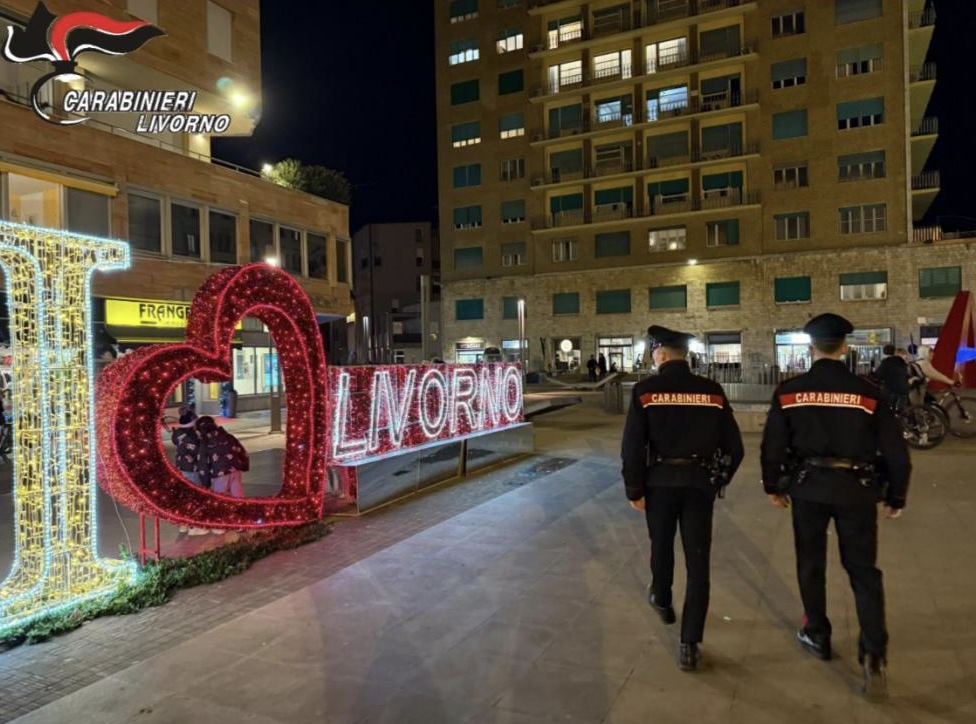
[194,416,249,498]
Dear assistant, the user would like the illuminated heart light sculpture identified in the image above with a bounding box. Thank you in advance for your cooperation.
[95,264,328,528]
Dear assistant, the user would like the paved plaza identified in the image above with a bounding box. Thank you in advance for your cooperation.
[2,394,975,723]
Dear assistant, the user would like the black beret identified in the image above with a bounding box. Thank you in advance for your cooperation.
[803,313,854,340]
[648,325,695,348]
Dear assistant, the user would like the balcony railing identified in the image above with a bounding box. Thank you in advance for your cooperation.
[911,117,939,136]
[912,226,976,244]
[529,0,747,30]
[910,62,937,82]
[642,189,760,217]
[909,8,936,29]
[648,142,759,169]
[911,170,940,190]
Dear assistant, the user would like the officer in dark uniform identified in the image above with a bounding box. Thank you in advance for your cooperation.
[760,313,911,698]
[621,325,744,671]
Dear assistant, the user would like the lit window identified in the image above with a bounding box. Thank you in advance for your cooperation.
[593,49,632,81]
[648,226,686,252]
[497,28,523,54]
[547,16,582,49]
[547,60,583,93]
[499,112,524,139]
[646,37,687,74]
[451,121,481,148]
[449,39,479,65]
[840,271,887,301]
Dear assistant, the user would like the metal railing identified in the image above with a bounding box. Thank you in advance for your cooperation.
[910,62,937,82]
[529,0,747,31]
[911,226,976,244]
[648,142,759,169]
[911,170,940,190]
[909,8,936,29]
[642,189,761,217]
[911,117,939,136]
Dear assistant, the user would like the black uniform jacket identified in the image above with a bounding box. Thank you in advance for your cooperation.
[761,358,911,508]
[873,355,910,397]
[621,360,744,500]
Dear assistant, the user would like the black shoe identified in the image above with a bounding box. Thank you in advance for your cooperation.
[678,643,701,671]
[861,654,888,700]
[796,628,832,661]
[646,585,676,625]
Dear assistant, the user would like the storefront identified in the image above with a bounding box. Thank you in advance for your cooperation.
[774,330,812,374]
[455,339,485,364]
[705,332,742,362]
[552,337,581,373]
[774,327,892,374]
[597,336,634,372]
[501,339,529,364]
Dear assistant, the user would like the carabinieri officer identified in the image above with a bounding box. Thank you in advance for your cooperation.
[621,325,744,671]
[760,313,911,699]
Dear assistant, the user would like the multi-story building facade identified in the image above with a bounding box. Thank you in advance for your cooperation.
[0,0,353,412]
[436,0,960,375]
[352,222,441,364]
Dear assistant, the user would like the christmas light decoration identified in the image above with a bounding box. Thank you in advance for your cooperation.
[330,362,524,463]
[95,264,329,529]
[0,221,137,633]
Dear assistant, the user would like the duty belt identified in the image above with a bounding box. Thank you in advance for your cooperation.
[804,457,872,471]
[655,456,700,466]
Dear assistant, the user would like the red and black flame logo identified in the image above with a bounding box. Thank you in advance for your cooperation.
[2,1,165,123]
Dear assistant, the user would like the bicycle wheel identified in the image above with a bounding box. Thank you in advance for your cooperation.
[946,394,976,438]
[901,405,947,450]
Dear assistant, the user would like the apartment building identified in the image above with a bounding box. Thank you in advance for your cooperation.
[0,0,353,412]
[435,0,962,374]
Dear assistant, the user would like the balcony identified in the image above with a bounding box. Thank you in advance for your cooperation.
[909,8,936,29]
[912,226,976,245]
[910,62,937,83]
[642,189,760,218]
[911,117,938,137]
[648,142,759,169]
[529,0,754,38]
[912,170,940,191]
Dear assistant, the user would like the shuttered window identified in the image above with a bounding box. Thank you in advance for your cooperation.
[455,298,484,320]
[839,150,885,181]
[502,296,520,319]
[649,285,687,310]
[837,97,884,129]
[919,267,962,298]
[449,39,479,65]
[648,178,690,197]
[453,205,482,229]
[647,131,688,164]
[836,44,882,76]
[835,0,883,25]
[450,79,479,105]
[501,199,526,223]
[451,121,480,147]
[771,58,807,88]
[840,271,887,286]
[498,69,524,95]
[773,109,807,139]
[594,186,633,206]
[454,247,483,270]
[706,281,740,307]
[701,122,742,153]
[705,219,739,247]
[499,112,524,138]
[548,104,583,134]
[452,163,481,188]
[596,289,631,314]
[595,231,630,257]
[550,193,583,214]
[702,171,743,191]
[549,149,584,175]
[449,0,478,22]
[553,292,579,315]
[774,276,812,303]
[699,25,739,57]
[501,242,526,266]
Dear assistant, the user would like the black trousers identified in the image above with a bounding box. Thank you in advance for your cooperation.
[644,485,715,644]
[791,499,888,656]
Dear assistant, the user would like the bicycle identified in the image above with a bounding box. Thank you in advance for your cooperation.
[932,388,976,439]
[895,400,948,450]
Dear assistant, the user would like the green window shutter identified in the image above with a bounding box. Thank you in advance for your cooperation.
[549,104,583,131]
[771,58,807,82]
[862,97,884,117]
[594,186,634,206]
[699,25,739,56]
[839,150,885,166]
[726,219,739,245]
[837,100,860,121]
[595,231,630,257]
[450,79,479,105]
[701,73,738,96]
[455,298,484,320]
[453,166,466,188]
[835,0,882,25]
[550,193,583,214]
[453,205,482,227]
[501,241,525,257]
[701,171,743,191]
[498,69,524,95]
[502,296,519,319]
[649,285,687,310]
[859,43,883,62]
[550,149,584,173]
[648,178,690,196]
[773,109,807,139]
[501,199,525,221]
[450,39,478,55]
[919,267,962,298]
[454,247,483,270]
[500,112,523,132]
[596,289,632,314]
[836,46,860,65]
[451,121,479,143]
[706,281,740,307]
[647,131,688,161]
[449,0,478,19]
[701,122,742,152]
[553,292,580,315]
[838,97,884,121]
[469,164,481,185]
[774,276,812,303]
[840,271,887,286]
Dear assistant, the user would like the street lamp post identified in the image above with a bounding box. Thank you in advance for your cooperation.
[517,298,526,379]
[265,249,283,434]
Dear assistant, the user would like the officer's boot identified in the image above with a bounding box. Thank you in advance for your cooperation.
[859,643,888,700]
[646,585,676,625]
[678,643,701,672]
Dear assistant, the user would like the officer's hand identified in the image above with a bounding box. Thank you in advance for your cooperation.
[768,494,790,509]
[629,498,645,512]
[883,504,903,520]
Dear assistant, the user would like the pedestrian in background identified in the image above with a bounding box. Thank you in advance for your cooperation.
[195,416,250,533]
[586,354,598,382]
[598,352,608,379]
[167,404,209,535]
[870,344,910,411]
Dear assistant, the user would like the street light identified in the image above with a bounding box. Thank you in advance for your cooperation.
[517,298,526,379]
[264,249,282,433]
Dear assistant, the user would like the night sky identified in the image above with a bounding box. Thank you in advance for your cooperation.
[213,0,974,236]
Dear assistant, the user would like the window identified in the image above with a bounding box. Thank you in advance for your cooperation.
[451,121,481,148]
[595,231,630,258]
[593,49,632,80]
[500,112,524,138]
[702,171,743,198]
[127,0,157,24]
[775,276,811,303]
[450,79,479,105]
[593,4,628,35]
[772,10,805,37]
[336,239,349,283]
[596,289,631,315]
[701,122,743,157]
[706,281,740,307]
[6,173,60,227]
[839,151,885,181]
[836,44,882,77]
[127,193,162,253]
[549,193,583,222]
[450,0,478,23]
[416,247,424,267]
[66,187,109,236]
[595,95,633,125]
[548,60,583,92]
[594,186,633,214]
[772,109,808,139]
[648,226,686,252]
[502,242,526,266]
[549,149,583,180]
[454,247,484,269]
[835,0,882,25]
[646,85,688,121]
[771,58,807,88]
[553,292,579,315]
[699,25,740,59]
[919,267,961,298]
[501,296,521,319]
[700,73,741,107]
[647,178,690,210]
[171,202,200,258]
[307,233,327,280]
[249,219,273,262]
[453,163,482,188]
[497,0,520,9]
[649,285,687,310]
[774,163,808,188]
[840,271,887,301]
[595,142,632,173]
[552,238,578,262]
[706,219,739,247]
[547,16,582,49]
[548,103,583,136]
[208,209,237,264]
[453,205,482,229]
[500,158,525,181]
[837,97,884,129]
[840,204,886,234]
[501,199,526,224]
[647,131,689,167]
[279,226,302,274]
[449,39,479,65]
[497,28,523,54]
[645,37,688,74]
[498,69,524,95]
[455,298,484,320]
[206,2,232,62]
[774,212,810,240]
